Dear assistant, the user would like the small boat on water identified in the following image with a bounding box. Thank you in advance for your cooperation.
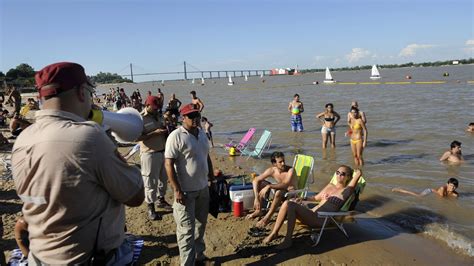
[260,73,264,78]
[323,67,336,84]
[201,77,205,85]
[244,74,248,81]
[191,78,195,84]
[227,75,234,86]
[370,65,381,80]
[161,79,165,86]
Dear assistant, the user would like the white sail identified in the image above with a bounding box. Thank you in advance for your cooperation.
[161,79,164,85]
[228,75,233,85]
[260,73,264,78]
[325,67,333,80]
[371,65,380,77]
[192,78,195,84]
[244,74,248,81]
[201,77,205,84]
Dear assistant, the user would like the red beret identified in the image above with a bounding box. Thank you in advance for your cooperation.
[145,95,160,110]
[180,103,199,116]
[35,62,93,97]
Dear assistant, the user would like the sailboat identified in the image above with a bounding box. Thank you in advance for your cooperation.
[161,79,165,86]
[201,77,205,85]
[260,73,264,78]
[370,65,381,80]
[244,74,248,81]
[227,75,234,86]
[323,67,336,84]
[191,78,195,84]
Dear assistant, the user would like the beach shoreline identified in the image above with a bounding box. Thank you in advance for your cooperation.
[2,149,472,265]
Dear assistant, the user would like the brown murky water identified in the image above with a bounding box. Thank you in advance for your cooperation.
[98,64,474,256]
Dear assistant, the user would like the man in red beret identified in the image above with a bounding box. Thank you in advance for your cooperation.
[12,62,144,265]
[136,95,170,221]
[165,103,215,265]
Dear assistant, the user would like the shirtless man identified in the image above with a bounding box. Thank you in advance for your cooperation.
[167,93,182,117]
[392,178,459,198]
[347,101,367,125]
[190,90,204,112]
[440,140,464,164]
[288,94,304,132]
[247,151,296,227]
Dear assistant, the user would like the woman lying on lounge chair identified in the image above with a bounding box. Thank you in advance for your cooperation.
[263,165,362,249]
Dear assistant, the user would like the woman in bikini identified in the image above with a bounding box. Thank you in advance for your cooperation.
[349,107,367,166]
[263,166,362,249]
[316,103,340,148]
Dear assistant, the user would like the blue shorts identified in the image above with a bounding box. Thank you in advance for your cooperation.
[291,115,303,132]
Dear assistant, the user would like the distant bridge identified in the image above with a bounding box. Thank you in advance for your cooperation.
[120,61,270,82]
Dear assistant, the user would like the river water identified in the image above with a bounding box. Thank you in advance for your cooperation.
[98,64,474,257]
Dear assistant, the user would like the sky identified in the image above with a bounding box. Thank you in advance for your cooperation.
[1,0,473,81]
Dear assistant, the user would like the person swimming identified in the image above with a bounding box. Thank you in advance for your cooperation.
[439,140,464,164]
[392,178,459,198]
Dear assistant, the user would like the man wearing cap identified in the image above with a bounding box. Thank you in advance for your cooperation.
[165,103,215,266]
[136,95,171,221]
[12,62,144,265]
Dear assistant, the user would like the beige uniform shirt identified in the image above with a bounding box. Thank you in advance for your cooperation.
[139,111,167,153]
[12,110,143,264]
[165,126,209,192]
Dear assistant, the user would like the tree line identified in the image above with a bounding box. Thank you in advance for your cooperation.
[301,58,474,73]
[0,63,132,89]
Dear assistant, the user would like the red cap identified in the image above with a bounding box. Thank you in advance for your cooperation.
[180,103,199,116]
[145,95,160,110]
[35,62,94,97]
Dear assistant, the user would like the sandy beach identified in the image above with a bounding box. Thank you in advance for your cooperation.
[1,146,473,265]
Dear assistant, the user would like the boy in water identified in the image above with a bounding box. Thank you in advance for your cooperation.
[288,94,304,132]
[392,178,459,198]
[439,140,464,164]
[466,122,474,132]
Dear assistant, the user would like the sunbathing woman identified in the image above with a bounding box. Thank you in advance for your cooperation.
[349,107,367,166]
[263,166,362,249]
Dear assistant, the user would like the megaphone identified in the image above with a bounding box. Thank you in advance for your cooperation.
[89,107,143,143]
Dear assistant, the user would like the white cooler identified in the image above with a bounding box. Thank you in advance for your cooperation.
[229,184,254,210]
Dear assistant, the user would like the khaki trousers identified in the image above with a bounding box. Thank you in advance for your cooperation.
[173,186,209,266]
[140,151,167,203]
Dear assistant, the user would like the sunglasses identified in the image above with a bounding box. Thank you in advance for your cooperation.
[336,170,347,177]
[186,112,201,119]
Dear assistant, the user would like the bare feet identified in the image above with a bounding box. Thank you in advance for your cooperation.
[276,239,292,250]
[246,210,262,220]
[255,217,269,228]
[262,233,277,244]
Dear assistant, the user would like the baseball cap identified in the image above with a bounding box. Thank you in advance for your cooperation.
[180,103,199,116]
[145,95,160,110]
[35,62,94,97]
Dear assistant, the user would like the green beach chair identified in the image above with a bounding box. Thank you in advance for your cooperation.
[311,173,366,246]
[240,130,272,159]
[284,154,315,199]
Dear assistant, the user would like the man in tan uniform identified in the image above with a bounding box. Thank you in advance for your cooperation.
[137,95,170,221]
[12,62,144,265]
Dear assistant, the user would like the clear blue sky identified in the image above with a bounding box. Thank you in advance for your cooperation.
[1,0,473,81]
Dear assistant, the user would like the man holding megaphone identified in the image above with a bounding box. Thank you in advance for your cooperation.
[136,95,171,220]
[11,62,145,265]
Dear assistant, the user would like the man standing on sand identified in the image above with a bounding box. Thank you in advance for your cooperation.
[190,90,204,112]
[165,103,215,265]
[136,95,171,221]
[440,140,464,164]
[246,151,296,228]
[288,94,304,132]
[12,62,144,264]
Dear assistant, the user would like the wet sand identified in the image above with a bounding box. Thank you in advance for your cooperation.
[1,148,473,265]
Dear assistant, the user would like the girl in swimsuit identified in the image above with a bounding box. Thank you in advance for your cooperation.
[263,166,363,249]
[316,103,340,148]
[349,107,367,166]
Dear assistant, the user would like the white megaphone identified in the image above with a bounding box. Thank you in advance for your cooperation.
[89,107,143,143]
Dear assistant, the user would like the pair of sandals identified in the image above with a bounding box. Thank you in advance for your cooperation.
[248,226,269,237]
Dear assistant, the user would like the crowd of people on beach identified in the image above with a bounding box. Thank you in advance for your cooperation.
[2,61,471,265]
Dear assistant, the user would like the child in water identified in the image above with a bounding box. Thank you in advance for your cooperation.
[392,177,459,198]
[201,116,214,147]
[466,122,474,132]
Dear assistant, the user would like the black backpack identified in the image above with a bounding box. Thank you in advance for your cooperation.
[216,178,231,212]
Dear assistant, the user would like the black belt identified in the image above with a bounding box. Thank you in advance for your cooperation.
[152,150,165,153]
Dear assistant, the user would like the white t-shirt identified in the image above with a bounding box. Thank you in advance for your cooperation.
[165,126,209,192]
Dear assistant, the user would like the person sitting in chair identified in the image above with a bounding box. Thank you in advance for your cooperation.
[263,165,362,249]
[246,151,296,228]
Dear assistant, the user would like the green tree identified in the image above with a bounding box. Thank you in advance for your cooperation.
[91,72,132,84]
[5,63,36,86]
